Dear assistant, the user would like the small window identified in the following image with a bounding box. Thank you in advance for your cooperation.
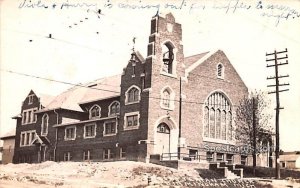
[65,126,76,140]
[282,162,286,168]
[41,114,49,136]
[103,149,113,160]
[109,101,120,116]
[227,154,234,164]
[89,105,101,119]
[162,43,174,74]
[216,153,224,161]
[84,124,96,138]
[157,123,170,134]
[241,155,247,165]
[104,121,117,135]
[83,150,92,161]
[28,95,34,104]
[64,152,72,161]
[120,147,126,158]
[217,63,224,78]
[206,152,213,162]
[162,90,170,108]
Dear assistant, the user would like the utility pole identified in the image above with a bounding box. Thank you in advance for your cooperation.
[266,48,289,179]
[178,76,182,160]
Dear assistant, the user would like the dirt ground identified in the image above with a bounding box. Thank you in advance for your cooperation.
[0,161,299,187]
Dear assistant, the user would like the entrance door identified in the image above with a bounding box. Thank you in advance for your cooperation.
[156,123,170,159]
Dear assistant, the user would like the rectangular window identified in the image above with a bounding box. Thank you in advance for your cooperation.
[65,126,76,140]
[22,108,38,125]
[127,115,138,127]
[206,152,213,162]
[120,147,126,158]
[20,130,35,147]
[216,153,224,161]
[227,154,234,164]
[104,121,116,135]
[241,155,247,165]
[64,152,72,161]
[83,150,91,161]
[103,149,114,160]
[22,112,27,124]
[26,132,31,145]
[84,124,96,138]
[28,95,34,104]
[20,133,25,146]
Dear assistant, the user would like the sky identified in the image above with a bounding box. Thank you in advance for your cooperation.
[0,0,299,151]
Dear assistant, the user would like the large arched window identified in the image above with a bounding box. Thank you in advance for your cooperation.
[109,101,120,116]
[89,105,101,119]
[41,114,49,136]
[162,42,174,74]
[125,86,140,104]
[203,92,233,140]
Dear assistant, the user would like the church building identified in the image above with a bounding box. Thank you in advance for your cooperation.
[12,13,250,165]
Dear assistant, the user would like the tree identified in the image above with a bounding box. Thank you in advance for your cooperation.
[235,91,273,174]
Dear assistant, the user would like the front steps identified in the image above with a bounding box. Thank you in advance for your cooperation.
[209,162,243,179]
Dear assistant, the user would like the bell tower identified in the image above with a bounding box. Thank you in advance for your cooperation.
[144,13,185,160]
[146,12,185,78]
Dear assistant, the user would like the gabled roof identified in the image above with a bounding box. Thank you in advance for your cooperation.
[79,74,121,104]
[38,74,121,112]
[184,51,209,68]
[36,92,55,107]
[185,49,219,74]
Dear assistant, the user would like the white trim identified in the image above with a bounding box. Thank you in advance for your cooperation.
[103,119,117,136]
[83,150,91,161]
[41,113,49,136]
[89,104,101,119]
[125,85,141,105]
[83,123,97,139]
[64,126,76,140]
[124,111,140,130]
[160,86,175,111]
[28,94,34,104]
[22,107,38,125]
[186,49,219,76]
[217,63,225,79]
[20,130,36,147]
[108,100,120,116]
[53,116,117,127]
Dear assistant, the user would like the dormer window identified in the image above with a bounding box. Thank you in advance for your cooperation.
[162,43,174,74]
[217,63,224,79]
[89,105,101,119]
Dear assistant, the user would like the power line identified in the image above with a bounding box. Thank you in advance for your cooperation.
[1,69,240,107]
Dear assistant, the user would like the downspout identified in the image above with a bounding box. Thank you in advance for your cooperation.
[54,109,59,161]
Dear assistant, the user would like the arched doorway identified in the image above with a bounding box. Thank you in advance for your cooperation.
[156,123,171,155]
